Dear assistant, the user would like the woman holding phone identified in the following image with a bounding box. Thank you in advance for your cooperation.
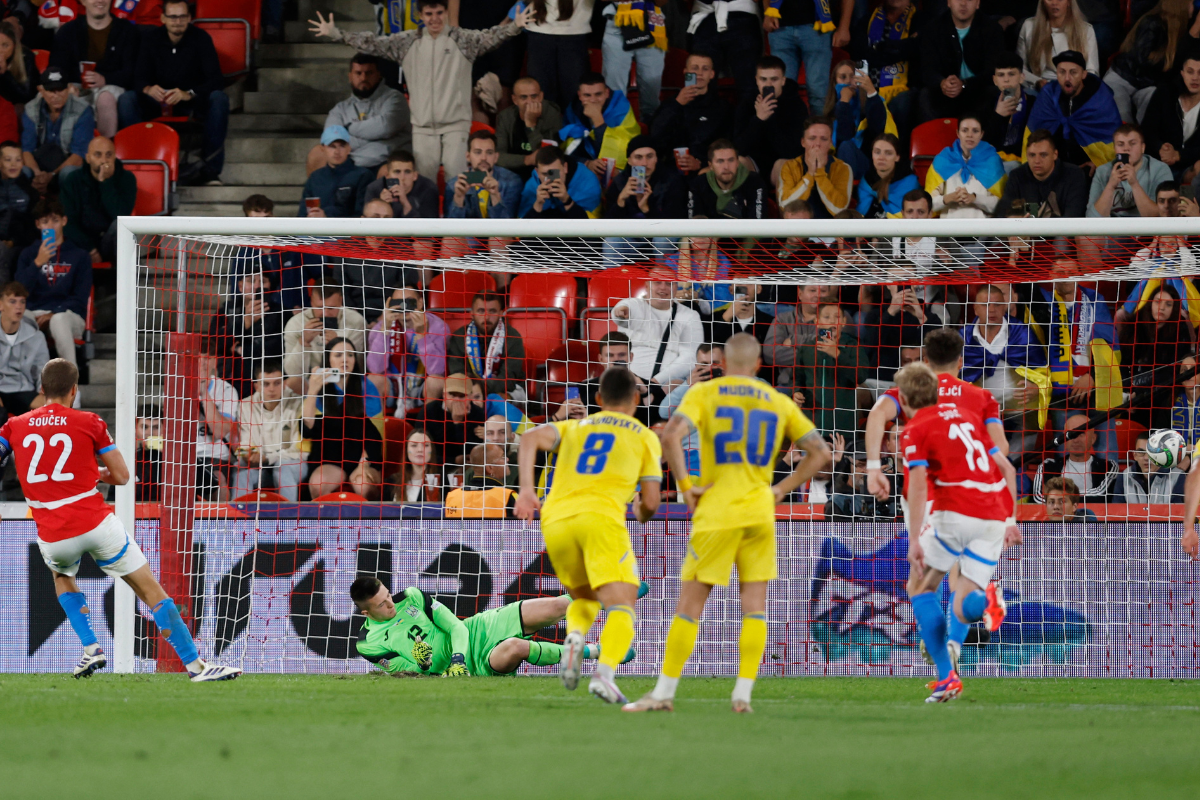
[302,338,384,499]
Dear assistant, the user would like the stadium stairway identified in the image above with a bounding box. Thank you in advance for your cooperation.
[177,0,369,216]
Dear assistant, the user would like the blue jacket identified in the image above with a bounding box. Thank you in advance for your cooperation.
[519,162,602,218]
[444,166,522,219]
[298,160,372,218]
[961,316,1047,383]
[1171,392,1200,451]
[14,238,92,317]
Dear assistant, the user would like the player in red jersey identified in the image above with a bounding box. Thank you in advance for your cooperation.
[894,363,1021,703]
[0,360,241,682]
[864,329,1009,669]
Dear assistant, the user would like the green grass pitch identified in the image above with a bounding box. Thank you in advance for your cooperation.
[1,674,1198,799]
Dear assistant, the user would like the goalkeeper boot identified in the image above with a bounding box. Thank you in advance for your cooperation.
[622,692,674,713]
[559,631,584,691]
[73,646,106,679]
[587,671,628,705]
[983,582,1007,632]
[188,660,243,682]
[925,671,963,704]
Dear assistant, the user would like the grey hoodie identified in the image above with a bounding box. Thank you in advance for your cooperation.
[0,314,48,394]
[324,82,413,170]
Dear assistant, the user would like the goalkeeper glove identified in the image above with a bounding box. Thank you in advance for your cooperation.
[444,653,469,677]
[411,639,433,671]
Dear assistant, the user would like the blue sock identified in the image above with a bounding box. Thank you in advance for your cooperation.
[911,592,953,680]
[946,591,969,647]
[960,590,987,623]
[58,592,98,648]
[152,598,199,667]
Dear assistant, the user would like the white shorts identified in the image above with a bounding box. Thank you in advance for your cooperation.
[38,514,148,578]
[900,496,933,534]
[919,510,1004,589]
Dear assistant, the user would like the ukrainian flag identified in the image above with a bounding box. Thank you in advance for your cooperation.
[1024,80,1121,167]
[924,140,1007,207]
[1122,278,1200,328]
[560,90,643,170]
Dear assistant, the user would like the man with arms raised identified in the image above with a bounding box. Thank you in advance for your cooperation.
[624,334,830,713]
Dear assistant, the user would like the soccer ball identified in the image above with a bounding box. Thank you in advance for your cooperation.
[1146,430,1186,468]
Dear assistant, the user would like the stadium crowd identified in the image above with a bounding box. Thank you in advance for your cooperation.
[4,0,1200,518]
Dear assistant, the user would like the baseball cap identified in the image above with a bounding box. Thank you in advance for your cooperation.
[1052,50,1086,69]
[445,373,472,396]
[39,67,68,91]
[321,125,351,146]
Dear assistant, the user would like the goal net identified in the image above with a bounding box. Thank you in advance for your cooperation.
[35,216,1200,678]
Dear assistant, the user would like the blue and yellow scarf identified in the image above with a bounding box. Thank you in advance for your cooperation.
[765,0,834,32]
[865,4,914,100]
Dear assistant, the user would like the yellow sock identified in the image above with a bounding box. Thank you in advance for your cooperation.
[738,613,768,680]
[598,605,636,670]
[661,614,699,679]
[565,598,602,637]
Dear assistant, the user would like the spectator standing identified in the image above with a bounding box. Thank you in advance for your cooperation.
[1025,50,1122,172]
[1016,0,1099,92]
[446,129,523,219]
[918,0,1004,121]
[560,71,643,174]
[826,59,893,179]
[1142,54,1200,181]
[299,126,373,219]
[0,281,47,422]
[733,56,808,177]
[282,284,367,393]
[523,0,594,109]
[311,54,412,174]
[603,135,686,264]
[1087,124,1171,217]
[688,0,762,103]
[982,51,1035,168]
[495,77,563,180]
[764,0,853,114]
[792,301,870,436]
[856,132,918,218]
[850,0,922,135]
[13,199,89,367]
[58,136,135,264]
[926,116,1006,219]
[1111,432,1186,503]
[651,52,732,175]
[600,2,667,122]
[611,270,705,388]
[994,129,1089,217]
[777,117,853,218]
[1032,413,1118,503]
[48,0,136,138]
[0,139,38,283]
[687,139,767,219]
[519,144,602,218]
[0,18,37,105]
[314,1,530,181]
[233,360,306,502]
[447,291,525,398]
[21,67,92,194]
[1104,0,1198,125]
[362,150,440,219]
[366,285,450,411]
[118,1,228,184]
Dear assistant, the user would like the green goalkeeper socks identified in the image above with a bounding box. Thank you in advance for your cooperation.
[526,640,565,667]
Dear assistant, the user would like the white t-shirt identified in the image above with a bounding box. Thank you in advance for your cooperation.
[3,330,17,346]
[196,376,239,461]
[1062,457,1093,494]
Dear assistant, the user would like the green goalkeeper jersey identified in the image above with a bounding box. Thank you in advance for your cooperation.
[356,587,470,675]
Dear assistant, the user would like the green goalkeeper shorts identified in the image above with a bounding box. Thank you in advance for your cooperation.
[464,601,530,676]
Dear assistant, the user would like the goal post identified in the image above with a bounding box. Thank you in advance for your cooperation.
[107,214,1200,678]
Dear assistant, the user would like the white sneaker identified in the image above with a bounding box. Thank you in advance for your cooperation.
[559,631,584,691]
[73,648,106,679]
[588,672,627,704]
[188,661,243,682]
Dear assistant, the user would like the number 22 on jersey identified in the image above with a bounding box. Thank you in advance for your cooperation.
[23,433,75,483]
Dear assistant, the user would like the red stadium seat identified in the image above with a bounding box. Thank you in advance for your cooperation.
[545,341,595,384]
[581,273,646,340]
[32,49,49,73]
[661,48,689,91]
[312,492,364,503]
[195,19,251,79]
[508,273,579,322]
[1112,419,1149,464]
[507,311,568,374]
[196,0,262,40]
[428,270,496,309]
[588,48,603,74]
[233,490,289,503]
[910,118,958,186]
[115,122,180,182]
[582,314,617,342]
[469,121,495,135]
[121,159,170,215]
[435,309,473,335]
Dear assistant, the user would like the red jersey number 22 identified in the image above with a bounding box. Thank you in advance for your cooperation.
[23,433,75,483]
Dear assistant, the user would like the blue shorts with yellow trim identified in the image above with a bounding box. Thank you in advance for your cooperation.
[542,511,640,590]
[681,521,777,586]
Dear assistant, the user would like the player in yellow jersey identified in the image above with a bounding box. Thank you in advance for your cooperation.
[623,334,831,714]
[516,367,662,704]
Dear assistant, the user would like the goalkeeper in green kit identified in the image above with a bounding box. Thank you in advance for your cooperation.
[350,577,635,676]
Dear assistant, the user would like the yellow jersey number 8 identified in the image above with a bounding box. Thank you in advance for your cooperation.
[575,432,616,475]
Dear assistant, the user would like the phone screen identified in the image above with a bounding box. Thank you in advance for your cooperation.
[1182,185,1195,201]
[385,178,399,189]
[566,387,580,402]
[684,72,696,87]
[41,228,55,248]
[465,170,486,185]
[1115,153,1130,165]
[544,168,561,183]
[631,165,646,193]
[760,85,775,99]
